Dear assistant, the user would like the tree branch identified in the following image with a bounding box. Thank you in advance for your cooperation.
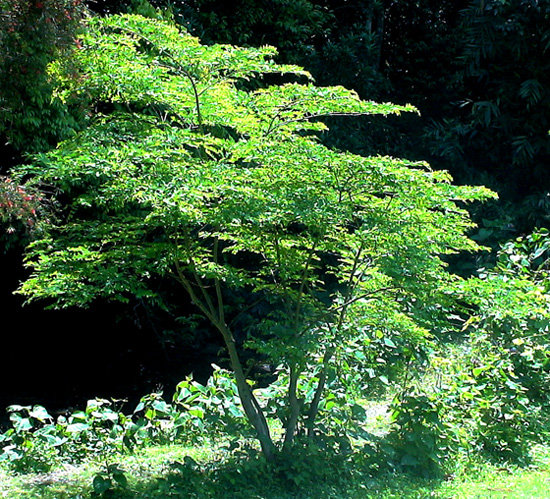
[117,26,203,131]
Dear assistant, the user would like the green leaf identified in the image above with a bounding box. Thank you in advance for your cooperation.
[66,423,90,433]
[112,471,128,488]
[383,337,397,348]
[93,475,112,494]
[472,367,487,377]
[29,406,52,422]
[188,408,205,419]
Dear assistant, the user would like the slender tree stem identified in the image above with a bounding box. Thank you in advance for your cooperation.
[283,364,303,450]
[213,237,225,323]
[306,345,336,437]
[216,322,276,461]
[306,242,366,434]
[172,240,276,460]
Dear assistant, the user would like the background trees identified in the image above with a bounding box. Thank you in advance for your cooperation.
[426,1,550,226]
[0,0,85,155]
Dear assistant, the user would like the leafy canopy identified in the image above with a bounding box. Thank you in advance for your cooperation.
[0,0,85,152]
[15,14,496,456]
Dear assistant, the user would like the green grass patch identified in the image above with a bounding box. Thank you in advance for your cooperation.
[1,443,549,498]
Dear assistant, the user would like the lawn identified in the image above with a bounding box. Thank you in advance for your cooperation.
[2,442,549,498]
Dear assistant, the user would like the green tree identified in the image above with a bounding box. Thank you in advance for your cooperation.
[15,14,495,460]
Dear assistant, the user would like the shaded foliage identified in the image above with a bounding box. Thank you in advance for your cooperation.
[0,0,86,153]
[428,1,550,201]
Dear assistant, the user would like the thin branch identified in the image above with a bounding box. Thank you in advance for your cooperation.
[185,250,217,318]
[273,235,291,306]
[171,237,217,319]
[293,237,319,323]
[306,243,389,434]
[264,98,305,136]
[306,343,336,437]
[117,26,203,131]
[213,237,225,324]
[168,64,203,132]
[334,286,399,313]
[174,257,215,323]
[265,112,368,137]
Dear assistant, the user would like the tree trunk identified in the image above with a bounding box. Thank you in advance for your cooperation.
[283,364,303,451]
[217,322,277,461]
[306,346,336,437]
[375,4,385,71]
[174,246,277,460]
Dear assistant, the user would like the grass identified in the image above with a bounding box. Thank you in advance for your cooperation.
[442,469,550,498]
[1,394,549,498]
[0,445,208,499]
[1,442,550,498]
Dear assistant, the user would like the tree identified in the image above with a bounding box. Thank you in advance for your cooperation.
[0,0,85,154]
[15,14,495,460]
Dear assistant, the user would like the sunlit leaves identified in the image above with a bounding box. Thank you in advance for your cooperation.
[15,15,499,434]
[17,15,495,322]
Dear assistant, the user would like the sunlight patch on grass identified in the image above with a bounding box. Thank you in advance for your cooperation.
[0,443,215,499]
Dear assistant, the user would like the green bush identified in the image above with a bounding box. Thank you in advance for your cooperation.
[0,399,135,472]
[387,391,452,476]
[0,0,85,153]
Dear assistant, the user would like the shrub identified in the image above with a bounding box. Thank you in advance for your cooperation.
[0,0,85,152]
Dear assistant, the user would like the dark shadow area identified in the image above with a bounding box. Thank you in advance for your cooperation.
[0,245,219,425]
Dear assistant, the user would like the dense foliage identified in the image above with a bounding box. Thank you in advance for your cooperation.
[11,14,499,461]
[453,0,550,194]
[0,0,86,153]
[161,0,550,230]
